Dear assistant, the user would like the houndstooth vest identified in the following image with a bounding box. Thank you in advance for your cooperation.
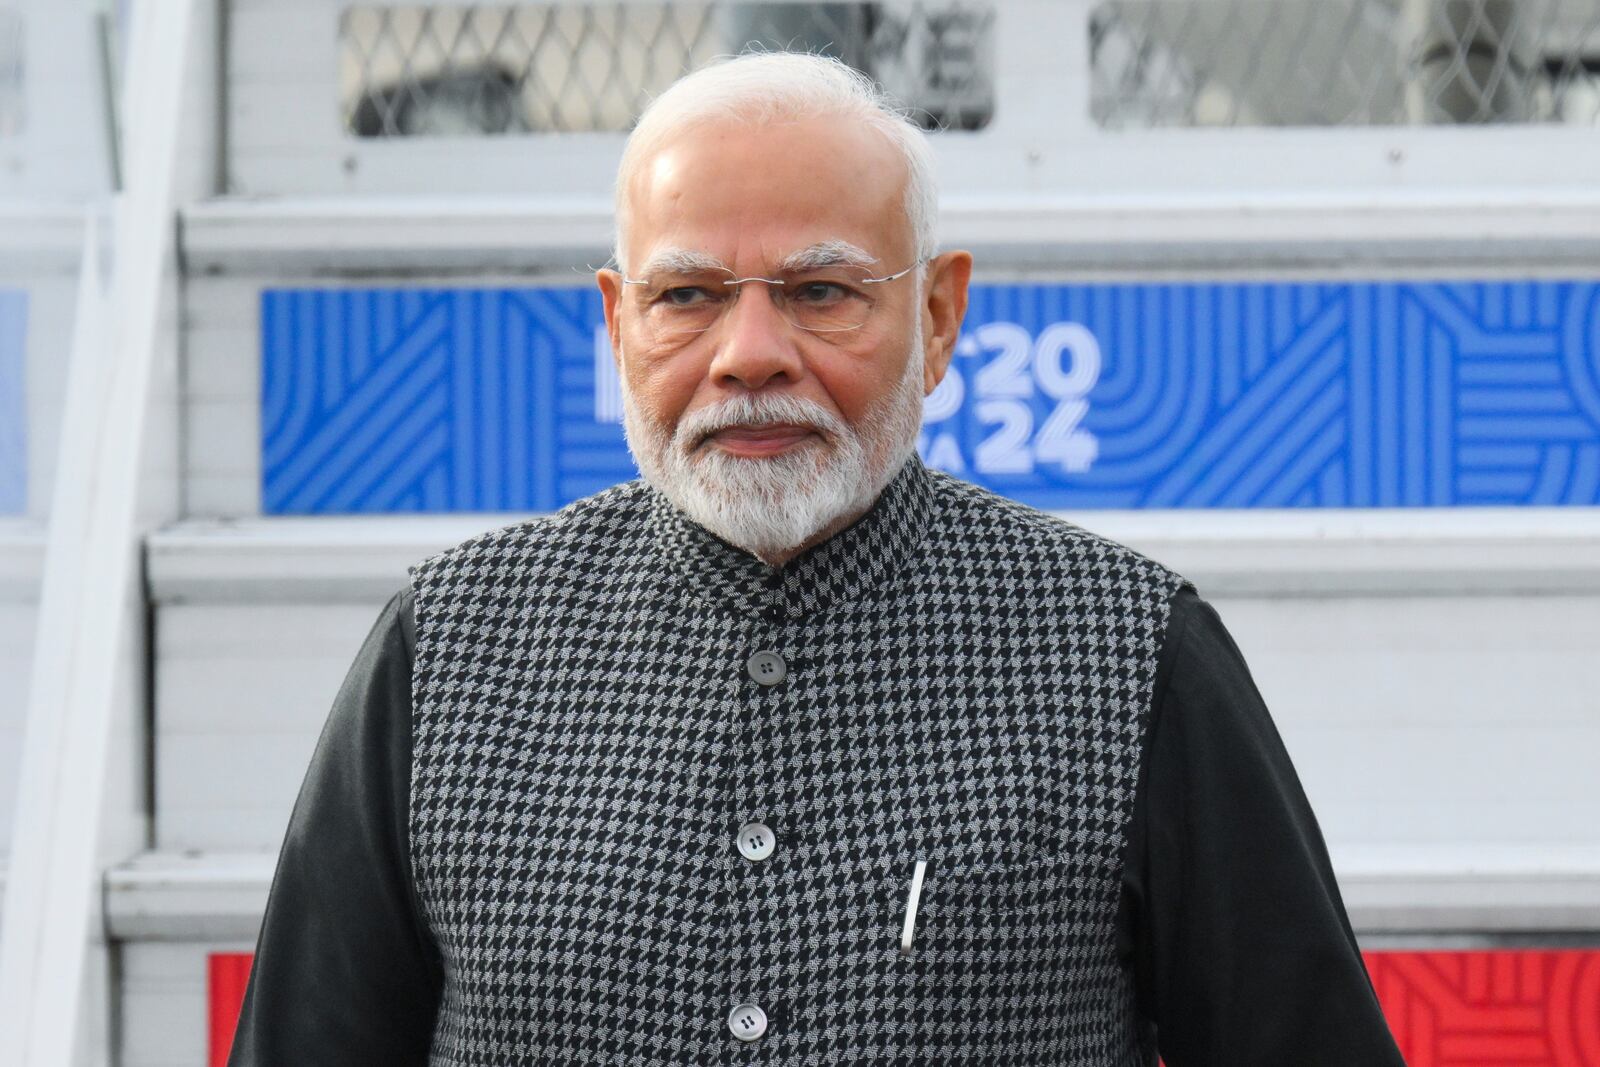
[409,454,1188,1065]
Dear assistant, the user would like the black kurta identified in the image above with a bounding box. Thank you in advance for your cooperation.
[229,582,1403,1065]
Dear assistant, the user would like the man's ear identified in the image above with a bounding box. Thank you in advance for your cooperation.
[596,268,625,370]
[921,250,973,394]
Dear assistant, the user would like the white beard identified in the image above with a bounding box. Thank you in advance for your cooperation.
[620,318,926,561]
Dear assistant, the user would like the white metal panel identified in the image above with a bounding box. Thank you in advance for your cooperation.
[183,399,258,494]
[0,519,46,599]
[0,598,37,856]
[18,276,78,518]
[0,522,44,857]
[1219,593,1600,731]
[108,853,272,942]
[0,0,115,200]
[227,0,349,196]
[1209,590,1600,862]
[151,517,508,599]
[1280,719,1600,846]
[1,217,90,522]
[180,276,260,516]
[159,659,341,736]
[183,192,1600,277]
[117,941,241,1067]
[184,474,259,517]
[183,326,258,400]
[1337,844,1600,932]
[159,733,332,851]
[0,203,86,274]
[154,600,390,850]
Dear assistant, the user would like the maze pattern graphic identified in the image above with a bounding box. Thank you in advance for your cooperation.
[260,280,1600,514]
[262,288,633,513]
[0,289,27,515]
[1363,950,1600,1066]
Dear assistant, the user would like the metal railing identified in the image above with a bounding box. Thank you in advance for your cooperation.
[339,1,996,136]
[0,0,195,1060]
[1090,0,1600,128]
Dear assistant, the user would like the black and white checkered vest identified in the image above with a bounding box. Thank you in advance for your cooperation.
[409,454,1188,1065]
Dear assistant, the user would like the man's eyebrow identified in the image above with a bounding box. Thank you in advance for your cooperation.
[634,248,731,276]
[776,241,879,271]
[633,241,878,276]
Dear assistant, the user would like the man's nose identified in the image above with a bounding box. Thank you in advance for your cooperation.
[707,282,804,390]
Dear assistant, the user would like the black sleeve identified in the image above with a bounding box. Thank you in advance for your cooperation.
[229,587,442,1066]
[1115,586,1404,1065]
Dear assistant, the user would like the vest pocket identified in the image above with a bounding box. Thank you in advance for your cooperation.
[883,852,1077,1049]
[917,851,1071,922]
[887,851,1072,963]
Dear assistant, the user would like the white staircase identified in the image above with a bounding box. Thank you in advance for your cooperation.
[2,2,1598,1064]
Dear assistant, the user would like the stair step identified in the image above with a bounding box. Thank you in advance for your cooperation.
[147,515,516,603]
[146,510,1600,603]
[107,852,273,942]
[182,193,1600,276]
[103,847,1600,942]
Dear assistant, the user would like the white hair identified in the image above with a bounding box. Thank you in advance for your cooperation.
[613,51,939,273]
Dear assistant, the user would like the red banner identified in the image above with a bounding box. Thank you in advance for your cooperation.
[208,953,254,1067]
[1363,950,1600,1066]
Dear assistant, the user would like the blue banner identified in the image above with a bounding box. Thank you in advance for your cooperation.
[261,280,1600,513]
[0,289,27,515]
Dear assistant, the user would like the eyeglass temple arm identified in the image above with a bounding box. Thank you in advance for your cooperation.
[860,259,929,285]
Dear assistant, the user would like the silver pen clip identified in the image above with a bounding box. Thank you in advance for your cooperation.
[899,858,927,956]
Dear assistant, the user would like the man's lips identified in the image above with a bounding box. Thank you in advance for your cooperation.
[705,424,819,456]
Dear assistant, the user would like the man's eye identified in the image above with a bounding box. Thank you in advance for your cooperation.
[660,286,713,307]
[791,281,852,305]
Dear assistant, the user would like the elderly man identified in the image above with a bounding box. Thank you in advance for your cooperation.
[231,53,1404,1065]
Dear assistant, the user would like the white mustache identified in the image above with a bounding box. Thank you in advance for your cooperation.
[677,394,844,452]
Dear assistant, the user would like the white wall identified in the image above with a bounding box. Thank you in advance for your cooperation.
[181,276,259,518]
[1216,592,1600,856]
[0,1,115,201]
[155,600,388,850]
[0,589,37,857]
[118,941,252,1067]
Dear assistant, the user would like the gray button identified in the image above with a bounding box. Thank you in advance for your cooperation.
[747,650,786,685]
[728,1002,768,1041]
[736,821,775,862]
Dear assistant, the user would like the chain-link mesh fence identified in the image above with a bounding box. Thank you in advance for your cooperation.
[0,8,23,137]
[340,2,994,137]
[1092,0,1600,128]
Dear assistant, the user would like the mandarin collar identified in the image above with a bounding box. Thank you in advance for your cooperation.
[647,452,935,621]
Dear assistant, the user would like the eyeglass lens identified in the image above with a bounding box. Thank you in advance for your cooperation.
[629,267,890,339]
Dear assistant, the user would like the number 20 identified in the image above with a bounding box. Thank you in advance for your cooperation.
[961,320,1102,475]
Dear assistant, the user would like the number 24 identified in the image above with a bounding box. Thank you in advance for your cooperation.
[937,321,1102,475]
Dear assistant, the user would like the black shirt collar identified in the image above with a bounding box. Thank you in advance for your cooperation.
[647,451,934,621]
